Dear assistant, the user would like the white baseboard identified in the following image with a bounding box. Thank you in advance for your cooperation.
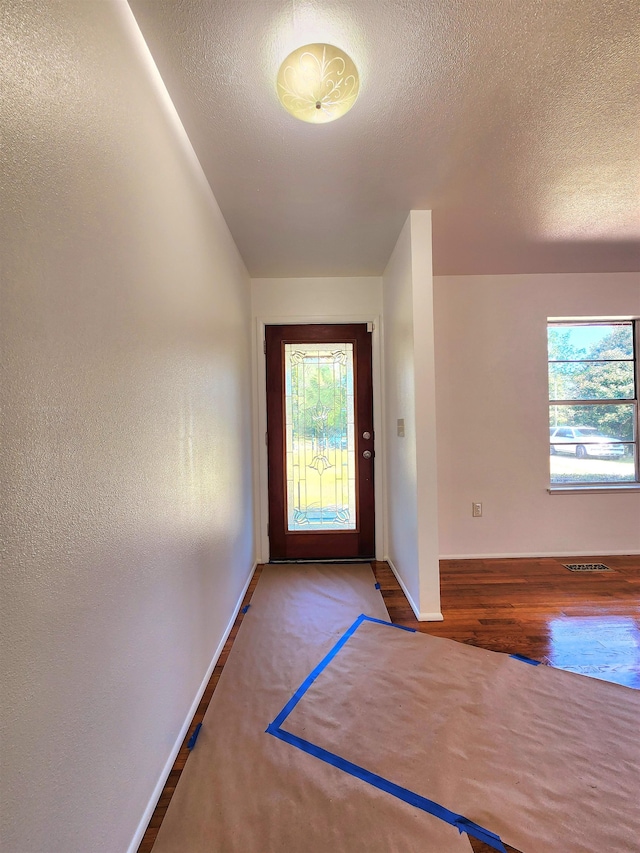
[419,611,445,621]
[440,550,640,559]
[127,561,257,853]
[386,558,443,622]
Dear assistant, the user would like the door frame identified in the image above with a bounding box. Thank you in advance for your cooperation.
[252,314,385,563]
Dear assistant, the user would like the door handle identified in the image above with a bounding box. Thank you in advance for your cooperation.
[362,450,372,459]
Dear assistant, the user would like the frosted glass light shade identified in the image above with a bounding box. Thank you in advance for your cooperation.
[276,43,359,124]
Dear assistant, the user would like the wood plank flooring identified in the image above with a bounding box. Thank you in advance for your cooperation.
[372,554,640,689]
[138,555,639,852]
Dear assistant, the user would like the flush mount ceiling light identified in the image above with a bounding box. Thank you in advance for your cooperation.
[276,43,360,124]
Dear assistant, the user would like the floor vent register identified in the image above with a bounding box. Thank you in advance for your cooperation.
[563,563,612,572]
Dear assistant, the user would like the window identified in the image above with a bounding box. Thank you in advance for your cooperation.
[548,321,639,486]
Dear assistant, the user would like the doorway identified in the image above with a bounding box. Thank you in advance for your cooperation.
[265,324,375,560]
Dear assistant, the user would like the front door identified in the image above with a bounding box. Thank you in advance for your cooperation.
[266,324,375,560]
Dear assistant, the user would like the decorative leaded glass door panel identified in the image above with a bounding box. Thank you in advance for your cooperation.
[266,324,375,560]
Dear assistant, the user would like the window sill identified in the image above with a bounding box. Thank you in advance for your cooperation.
[548,483,640,494]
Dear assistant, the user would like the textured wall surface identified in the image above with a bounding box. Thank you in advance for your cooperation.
[382,213,441,619]
[434,272,640,557]
[382,218,421,609]
[251,276,382,318]
[409,212,441,618]
[0,2,253,851]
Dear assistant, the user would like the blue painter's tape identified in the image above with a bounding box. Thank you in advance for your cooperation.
[266,615,506,852]
[241,604,251,614]
[510,653,541,666]
[269,614,367,729]
[267,726,506,852]
[187,722,202,750]
[361,614,416,632]
[374,582,381,589]
[270,616,414,732]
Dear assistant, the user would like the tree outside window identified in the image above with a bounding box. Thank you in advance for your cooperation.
[548,321,639,485]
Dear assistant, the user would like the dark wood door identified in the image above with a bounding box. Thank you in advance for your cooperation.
[266,324,375,561]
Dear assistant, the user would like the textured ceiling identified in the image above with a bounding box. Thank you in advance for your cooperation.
[128,0,640,277]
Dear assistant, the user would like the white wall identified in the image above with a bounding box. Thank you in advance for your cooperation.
[410,213,442,615]
[251,276,383,318]
[0,3,254,852]
[434,272,640,557]
[382,213,442,619]
[251,277,383,561]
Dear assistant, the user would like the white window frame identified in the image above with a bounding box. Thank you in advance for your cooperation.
[547,318,640,491]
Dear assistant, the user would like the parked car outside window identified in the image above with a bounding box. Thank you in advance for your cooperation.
[549,426,625,459]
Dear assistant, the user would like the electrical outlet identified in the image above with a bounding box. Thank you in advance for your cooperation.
[472,502,482,517]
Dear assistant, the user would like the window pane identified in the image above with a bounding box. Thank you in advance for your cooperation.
[284,343,356,531]
[548,361,635,400]
[549,403,635,442]
[549,404,636,483]
[548,323,634,361]
[547,320,637,485]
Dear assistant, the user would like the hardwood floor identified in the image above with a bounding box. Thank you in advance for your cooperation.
[372,554,640,689]
[138,555,639,852]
